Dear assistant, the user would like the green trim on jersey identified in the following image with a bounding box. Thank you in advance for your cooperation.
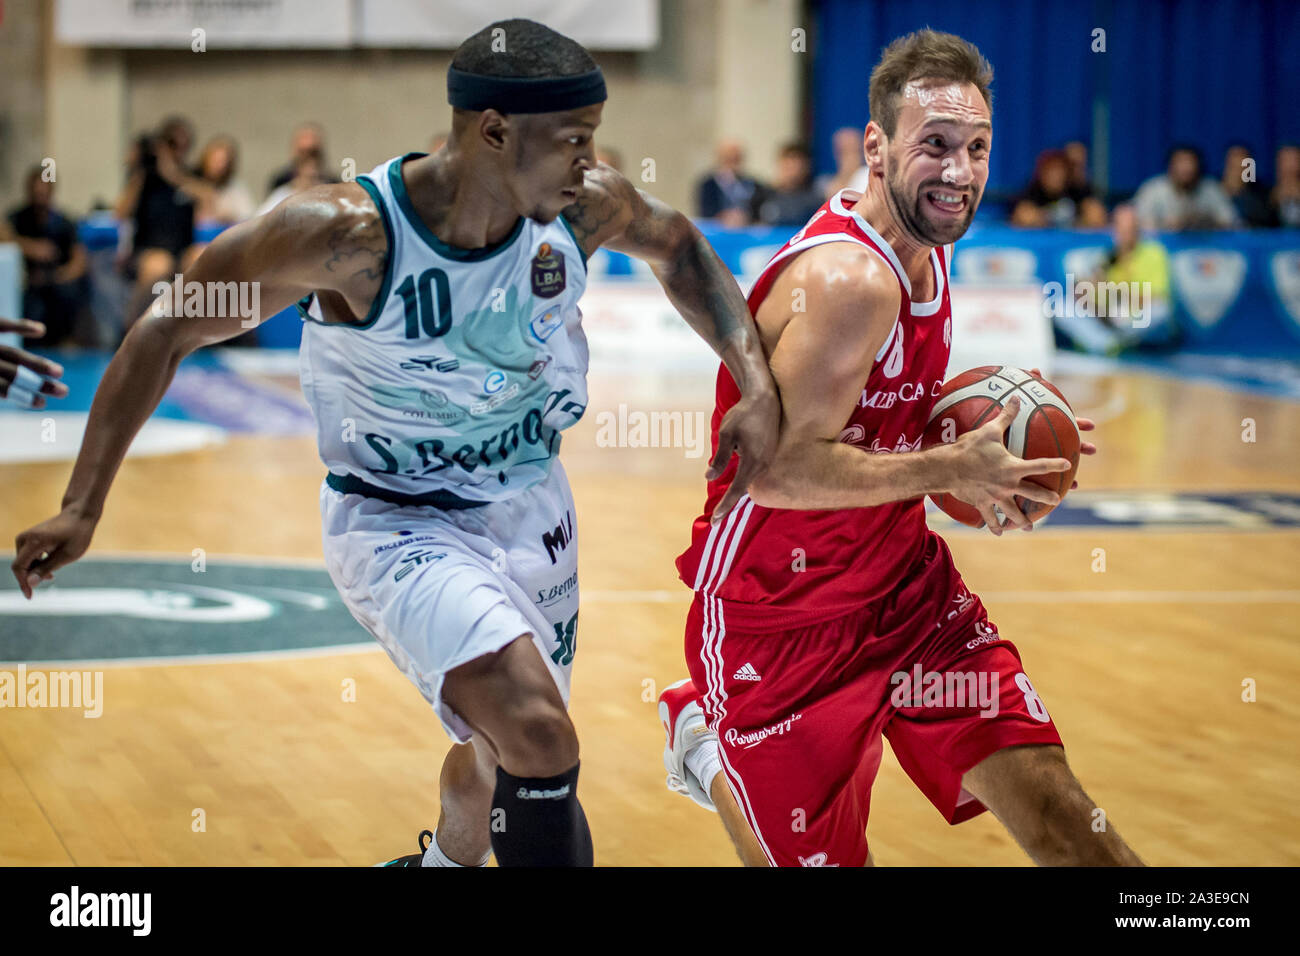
[295,173,395,330]
[388,152,526,262]
[558,212,589,270]
[325,471,488,510]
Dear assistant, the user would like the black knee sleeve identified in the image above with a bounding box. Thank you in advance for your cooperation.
[490,762,593,867]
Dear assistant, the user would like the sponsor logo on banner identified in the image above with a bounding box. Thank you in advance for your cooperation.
[1170,249,1247,329]
[953,246,1038,284]
[1061,246,1110,281]
[1269,250,1300,330]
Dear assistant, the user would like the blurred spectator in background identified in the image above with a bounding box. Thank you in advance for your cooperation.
[596,145,624,174]
[114,115,204,328]
[267,122,338,196]
[1133,145,1238,231]
[4,167,89,347]
[1219,143,1272,228]
[255,151,330,218]
[1100,203,1173,342]
[1011,149,1106,227]
[817,126,870,198]
[695,139,763,227]
[1058,204,1172,355]
[1270,144,1300,228]
[757,143,823,227]
[195,135,255,226]
[1063,140,1094,196]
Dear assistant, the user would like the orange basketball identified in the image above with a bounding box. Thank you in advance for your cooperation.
[921,366,1080,527]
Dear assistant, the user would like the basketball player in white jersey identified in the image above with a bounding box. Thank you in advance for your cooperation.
[11,19,779,867]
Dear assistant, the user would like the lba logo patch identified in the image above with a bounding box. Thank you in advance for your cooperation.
[1269,250,1300,331]
[1171,249,1247,329]
[531,242,566,298]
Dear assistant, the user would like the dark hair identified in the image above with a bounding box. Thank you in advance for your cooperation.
[25,165,49,190]
[779,142,811,160]
[451,18,596,78]
[1166,144,1202,172]
[869,29,993,137]
[199,135,239,187]
[1032,148,1069,184]
[157,115,194,148]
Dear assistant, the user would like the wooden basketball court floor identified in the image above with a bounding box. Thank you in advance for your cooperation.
[2,358,1298,866]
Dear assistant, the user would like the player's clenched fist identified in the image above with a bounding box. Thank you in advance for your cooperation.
[943,396,1072,535]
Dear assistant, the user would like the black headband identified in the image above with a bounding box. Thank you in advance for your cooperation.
[447,66,607,114]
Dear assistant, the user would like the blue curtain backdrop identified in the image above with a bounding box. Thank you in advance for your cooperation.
[810,0,1300,198]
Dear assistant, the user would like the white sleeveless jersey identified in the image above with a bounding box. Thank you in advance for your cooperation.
[298,153,590,504]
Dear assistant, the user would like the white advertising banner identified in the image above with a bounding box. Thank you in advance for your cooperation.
[56,0,353,48]
[357,0,659,49]
[578,278,1055,379]
[947,283,1055,379]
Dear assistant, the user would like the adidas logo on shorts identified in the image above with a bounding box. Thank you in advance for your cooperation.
[732,662,762,682]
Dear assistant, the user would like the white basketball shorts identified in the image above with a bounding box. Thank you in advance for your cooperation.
[319,462,580,742]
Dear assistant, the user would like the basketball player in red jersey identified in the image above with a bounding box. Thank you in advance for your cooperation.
[661,30,1143,867]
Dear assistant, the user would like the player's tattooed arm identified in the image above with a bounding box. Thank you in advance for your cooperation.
[318,190,388,287]
[563,165,780,518]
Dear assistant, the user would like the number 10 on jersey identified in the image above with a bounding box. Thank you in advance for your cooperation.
[396,267,452,339]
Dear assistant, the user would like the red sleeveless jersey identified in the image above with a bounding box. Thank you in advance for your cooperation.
[676,190,955,630]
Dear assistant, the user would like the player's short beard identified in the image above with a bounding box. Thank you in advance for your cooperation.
[885,164,975,247]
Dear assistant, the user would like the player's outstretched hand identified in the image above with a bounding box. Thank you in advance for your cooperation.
[947,396,1072,536]
[12,508,98,599]
[709,388,780,522]
[1,318,69,408]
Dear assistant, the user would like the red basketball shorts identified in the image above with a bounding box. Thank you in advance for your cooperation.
[684,531,1063,867]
